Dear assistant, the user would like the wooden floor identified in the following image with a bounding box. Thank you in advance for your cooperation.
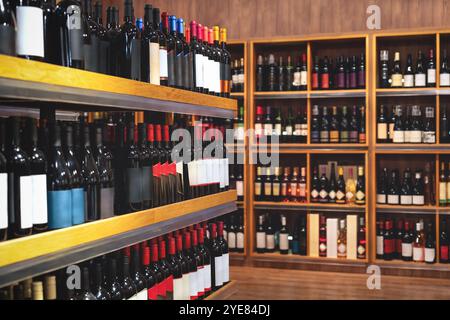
[229,266,450,300]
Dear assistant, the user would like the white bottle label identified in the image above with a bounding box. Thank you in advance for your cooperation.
[412,195,425,206]
[422,131,436,144]
[377,123,388,140]
[404,131,411,143]
[279,233,289,251]
[256,232,266,249]
[393,130,405,143]
[255,123,263,137]
[173,277,184,300]
[400,195,412,205]
[376,236,384,255]
[128,294,138,300]
[413,247,424,261]
[266,234,275,250]
[387,195,399,205]
[189,271,197,299]
[20,176,33,229]
[195,54,204,88]
[425,248,435,263]
[214,256,223,286]
[300,71,307,86]
[197,266,205,296]
[264,124,273,136]
[181,274,190,300]
[428,69,436,84]
[228,232,236,249]
[440,182,447,203]
[236,181,244,196]
[204,264,211,291]
[415,73,426,87]
[238,72,245,84]
[402,243,413,258]
[222,253,229,283]
[159,49,168,78]
[440,73,450,86]
[237,232,244,249]
[216,61,221,93]
[403,74,414,87]
[137,288,147,300]
[16,6,44,58]
[409,130,422,143]
[31,174,48,224]
[149,42,161,85]
[0,173,7,229]
[376,194,386,204]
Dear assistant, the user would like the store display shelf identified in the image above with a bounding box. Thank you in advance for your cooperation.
[376,204,437,214]
[230,92,245,98]
[375,259,450,272]
[309,89,366,98]
[251,252,368,266]
[254,91,308,99]
[376,87,439,97]
[0,191,237,287]
[376,144,450,152]
[204,281,238,300]
[253,143,368,151]
[253,89,366,100]
[253,202,366,213]
[0,55,236,118]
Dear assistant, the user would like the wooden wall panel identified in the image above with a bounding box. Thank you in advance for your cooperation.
[105,0,450,40]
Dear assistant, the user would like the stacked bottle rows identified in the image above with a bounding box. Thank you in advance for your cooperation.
[0,113,230,241]
[0,0,232,96]
[0,220,230,300]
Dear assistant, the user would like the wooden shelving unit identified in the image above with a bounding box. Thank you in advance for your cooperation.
[234,29,450,277]
[204,281,238,300]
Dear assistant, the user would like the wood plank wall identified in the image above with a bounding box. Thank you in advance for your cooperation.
[103,0,450,40]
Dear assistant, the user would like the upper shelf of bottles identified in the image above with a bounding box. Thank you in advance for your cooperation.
[0,191,236,288]
[0,55,237,119]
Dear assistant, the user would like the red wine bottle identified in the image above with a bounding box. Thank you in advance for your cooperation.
[158,239,172,300]
[183,230,198,300]
[131,245,147,300]
[167,236,182,300]
[149,242,163,300]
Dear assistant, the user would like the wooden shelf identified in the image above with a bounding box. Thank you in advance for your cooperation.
[254,201,366,213]
[0,54,237,118]
[253,143,368,151]
[376,87,439,97]
[251,252,368,265]
[0,191,237,287]
[253,89,366,99]
[254,91,308,99]
[376,144,450,152]
[375,259,450,271]
[204,281,238,300]
[231,92,245,97]
[376,204,437,214]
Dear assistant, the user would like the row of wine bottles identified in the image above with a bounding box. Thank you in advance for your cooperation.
[231,58,245,93]
[222,211,245,253]
[439,162,450,207]
[377,105,436,144]
[0,0,232,96]
[377,166,434,206]
[254,106,308,144]
[376,218,436,263]
[379,50,438,88]
[0,112,230,241]
[255,213,367,260]
[0,220,230,300]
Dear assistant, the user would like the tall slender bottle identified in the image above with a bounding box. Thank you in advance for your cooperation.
[0,119,8,241]
[93,1,108,74]
[164,13,176,87]
[81,125,100,221]
[141,4,160,85]
[220,28,231,98]
[125,116,142,212]
[15,0,45,61]
[95,126,114,219]
[0,0,16,56]
[119,0,139,80]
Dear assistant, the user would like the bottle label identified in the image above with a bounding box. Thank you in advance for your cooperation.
[256,232,266,249]
[424,248,435,263]
[141,166,152,203]
[311,189,319,199]
[338,243,347,255]
[254,182,261,196]
[358,244,366,256]
[321,74,329,89]
[84,35,99,73]
[160,48,169,78]
[181,274,190,300]
[422,131,435,144]
[126,168,143,204]
[409,130,422,143]
[403,74,414,87]
[376,194,386,204]
[279,234,289,251]
[274,124,282,136]
[400,195,413,205]
[197,266,205,296]
[204,58,212,92]
[391,74,403,87]
[147,284,158,300]
[173,277,184,300]
[149,42,161,85]
[237,232,244,249]
[167,48,176,86]
[272,183,280,196]
[236,181,244,196]
[300,124,308,137]
[16,6,44,58]
[232,74,239,86]
[128,294,138,300]
[254,123,263,138]
[19,176,33,229]
[428,69,436,84]
[388,123,395,141]
[214,256,223,287]
[0,173,7,229]
[222,253,229,283]
[440,182,447,203]
[330,131,339,142]
[264,183,272,196]
[71,188,85,225]
[238,72,245,84]
[415,73,426,87]
[290,183,297,196]
[66,5,83,61]
[100,187,115,219]
[384,239,394,254]
[441,73,450,86]
[402,243,413,257]
[377,123,388,140]
[320,189,328,200]
[204,264,211,292]
[336,190,345,201]
[266,234,275,250]
[393,130,405,143]
[358,70,365,87]
[264,124,273,136]
[293,72,301,86]
[356,190,365,201]
[412,195,425,206]
[349,73,357,88]
[175,50,184,88]
[447,182,450,201]
[48,190,72,229]
[299,183,306,197]
[0,25,15,56]
[413,247,424,261]
[440,245,449,261]
[184,51,194,90]
[312,73,319,89]
[31,174,48,224]
[137,288,147,300]
[195,54,204,88]
[376,236,384,255]
[345,191,354,202]
[387,194,399,205]
[319,242,327,254]
[228,232,236,249]
[300,71,307,86]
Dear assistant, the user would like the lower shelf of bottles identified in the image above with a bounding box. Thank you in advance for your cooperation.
[0,191,237,288]
[251,252,367,265]
[254,202,366,213]
[204,281,238,300]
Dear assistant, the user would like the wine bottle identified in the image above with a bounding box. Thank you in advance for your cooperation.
[7,117,32,237]
[106,258,122,300]
[427,49,436,87]
[15,0,45,61]
[441,49,450,87]
[412,170,425,206]
[118,0,139,80]
[256,55,264,91]
[141,4,160,85]
[329,106,339,143]
[279,215,289,255]
[337,219,347,259]
[319,215,327,257]
[267,54,277,92]
[401,220,413,261]
[377,105,388,143]
[0,119,7,241]
[0,0,16,56]
[320,106,330,143]
[413,222,424,262]
[81,0,99,72]
[379,50,390,88]
[105,6,120,76]
[424,222,436,264]
[175,18,187,90]
[94,126,114,219]
[311,166,320,203]
[125,118,142,212]
[130,245,147,300]
[320,57,330,90]
[376,220,384,259]
[355,166,365,205]
[358,53,366,88]
[440,218,449,263]
[92,1,108,74]
[158,239,172,300]
[121,254,137,299]
[164,14,176,88]
[390,52,403,88]
[92,262,111,300]
[403,54,414,88]
[357,217,366,259]
[377,168,388,204]
[383,220,394,260]
[81,125,100,221]
[387,169,400,205]
[400,168,412,206]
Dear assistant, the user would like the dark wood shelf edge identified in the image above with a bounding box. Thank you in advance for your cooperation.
[205,281,238,300]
